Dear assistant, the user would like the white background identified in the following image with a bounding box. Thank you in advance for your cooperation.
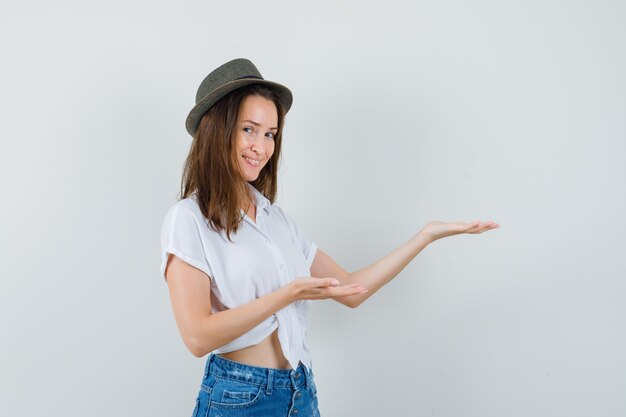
[1,1,625,416]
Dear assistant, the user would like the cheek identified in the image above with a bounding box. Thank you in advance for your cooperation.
[235,134,246,151]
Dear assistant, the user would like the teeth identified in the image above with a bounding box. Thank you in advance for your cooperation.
[244,156,260,166]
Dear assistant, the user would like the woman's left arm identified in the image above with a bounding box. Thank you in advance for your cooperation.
[309,220,500,308]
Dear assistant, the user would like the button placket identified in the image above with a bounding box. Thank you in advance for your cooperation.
[243,206,291,285]
[261,235,290,281]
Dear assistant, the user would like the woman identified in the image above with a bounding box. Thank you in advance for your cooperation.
[160,58,499,417]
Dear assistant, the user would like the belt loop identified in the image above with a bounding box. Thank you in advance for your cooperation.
[304,365,311,389]
[266,369,274,396]
[203,354,213,380]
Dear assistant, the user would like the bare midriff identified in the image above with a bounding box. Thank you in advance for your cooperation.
[218,328,292,369]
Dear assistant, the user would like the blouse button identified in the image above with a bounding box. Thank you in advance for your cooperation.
[279,264,285,269]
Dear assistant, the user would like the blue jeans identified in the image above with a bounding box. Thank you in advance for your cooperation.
[191,353,321,417]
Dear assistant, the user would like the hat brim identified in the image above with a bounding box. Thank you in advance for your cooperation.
[185,78,293,136]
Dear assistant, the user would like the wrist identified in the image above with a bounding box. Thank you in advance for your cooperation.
[414,230,434,246]
[276,282,296,306]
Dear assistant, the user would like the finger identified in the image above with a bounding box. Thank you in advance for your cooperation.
[307,278,339,288]
[474,222,500,233]
[458,222,486,234]
[321,278,340,287]
[460,221,482,232]
[460,221,480,229]
[307,285,364,299]
[327,285,368,297]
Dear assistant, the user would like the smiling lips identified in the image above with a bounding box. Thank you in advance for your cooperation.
[243,155,261,167]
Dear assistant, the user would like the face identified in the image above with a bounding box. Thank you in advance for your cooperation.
[234,94,278,182]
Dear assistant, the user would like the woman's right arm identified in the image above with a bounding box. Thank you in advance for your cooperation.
[165,253,367,357]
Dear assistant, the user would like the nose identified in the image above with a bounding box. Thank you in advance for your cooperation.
[250,136,267,154]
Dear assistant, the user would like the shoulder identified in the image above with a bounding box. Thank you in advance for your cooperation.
[268,203,290,224]
[166,195,203,215]
[268,203,305,233]
[162,196,207,227]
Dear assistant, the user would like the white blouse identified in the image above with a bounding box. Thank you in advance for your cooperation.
[160,182,318,370]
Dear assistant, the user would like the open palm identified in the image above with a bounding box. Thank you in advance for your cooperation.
[420,220,500,243]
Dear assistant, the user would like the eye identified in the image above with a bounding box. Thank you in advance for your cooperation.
[266,131,276,139]
[243,127,253,134]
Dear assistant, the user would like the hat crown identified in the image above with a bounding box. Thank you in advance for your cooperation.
[185,58,292,136]
[195,58,263,104]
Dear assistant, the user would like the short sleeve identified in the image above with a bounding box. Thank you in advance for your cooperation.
[275,206,318,269]
[160,204,213,282]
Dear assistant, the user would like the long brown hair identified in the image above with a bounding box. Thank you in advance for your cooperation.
[179,84,286,242]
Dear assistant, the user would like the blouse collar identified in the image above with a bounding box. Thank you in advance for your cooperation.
[246,182,271,213]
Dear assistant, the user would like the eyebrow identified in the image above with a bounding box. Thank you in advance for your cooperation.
[242,120,278,130]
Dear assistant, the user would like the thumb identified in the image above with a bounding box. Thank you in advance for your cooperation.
[323,278,340,287]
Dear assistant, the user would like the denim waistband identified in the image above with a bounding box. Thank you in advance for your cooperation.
[204,353,313,390]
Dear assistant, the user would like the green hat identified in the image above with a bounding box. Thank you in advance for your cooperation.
[185,58,293,136]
